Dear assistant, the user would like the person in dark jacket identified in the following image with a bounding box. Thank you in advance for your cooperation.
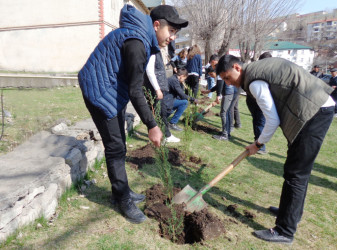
[205,54,219,99]
[162,68,197,138]
[77,4,188,224]
[310,65,324,78]
[328,68,337,116]
[216,55,334,244]
[185,44,203,97]
[170,48,188,73]
[202,72,236,140]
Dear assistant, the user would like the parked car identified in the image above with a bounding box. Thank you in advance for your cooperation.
[321,74,332,84]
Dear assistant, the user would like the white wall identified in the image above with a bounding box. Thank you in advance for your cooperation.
[0,0,148,73]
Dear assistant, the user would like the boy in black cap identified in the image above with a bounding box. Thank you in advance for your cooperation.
[78,4,187,224]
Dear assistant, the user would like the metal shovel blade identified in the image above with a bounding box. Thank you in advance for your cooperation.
[172,184,208,212]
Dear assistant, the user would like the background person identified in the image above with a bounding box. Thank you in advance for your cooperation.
[170,48,188,74]
[185,44,203,97]
[161,68,197,142]
[205,54,219,99]
[310,65,324,78]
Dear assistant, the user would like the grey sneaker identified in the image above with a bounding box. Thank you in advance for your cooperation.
[169,123,183,131]
[257,149,268,155]
[212,134,228,141]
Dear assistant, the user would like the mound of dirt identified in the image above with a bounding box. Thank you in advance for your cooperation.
[127,144,200,170]
[144,184,226,244]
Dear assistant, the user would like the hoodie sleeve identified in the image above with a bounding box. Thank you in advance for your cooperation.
[122,39,157,130]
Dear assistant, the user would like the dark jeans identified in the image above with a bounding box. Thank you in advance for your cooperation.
[246,95,266,150]
[231,89,241,128]
[220,94,234,136]
[84,98,130,201]
[275,106,334,238]
[161,103,171,138]
[186,75,199,98]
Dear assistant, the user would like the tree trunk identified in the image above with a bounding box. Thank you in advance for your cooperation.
[204,38,212,64]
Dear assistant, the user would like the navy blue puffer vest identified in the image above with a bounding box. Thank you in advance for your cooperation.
[78,5,160,119]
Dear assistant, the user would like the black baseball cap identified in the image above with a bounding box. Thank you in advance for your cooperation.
[150,5,188,29]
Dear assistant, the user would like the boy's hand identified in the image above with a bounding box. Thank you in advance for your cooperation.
[148,126,163,147]
[245,143,259,156]
[156,89,163,100]
[209,72,216,78]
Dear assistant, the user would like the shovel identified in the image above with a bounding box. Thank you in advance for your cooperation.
[172,149,249,212]
[194,101,217,122]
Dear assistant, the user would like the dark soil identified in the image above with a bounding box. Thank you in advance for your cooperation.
[126,144,201,170]
[244,210,257,219]
[144,184,226,244]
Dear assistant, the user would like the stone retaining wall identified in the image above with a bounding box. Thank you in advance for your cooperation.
[0,119,104,242]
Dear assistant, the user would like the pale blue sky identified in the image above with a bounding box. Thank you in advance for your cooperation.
[166,0,336,15]
[293,0,336,14]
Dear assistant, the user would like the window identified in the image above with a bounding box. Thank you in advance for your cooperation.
[327,21,332,26]
[176,45,180,49]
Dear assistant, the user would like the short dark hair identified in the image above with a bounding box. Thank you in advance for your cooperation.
[157,19,181,32]
[216,55,242,75]
[209,54,219,63]
[176,68,188,76]
[259,52,272,60]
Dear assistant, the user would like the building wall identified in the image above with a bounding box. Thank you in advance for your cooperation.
[269,49,314,70]
[228,49,314,71]
[0,0,147,73]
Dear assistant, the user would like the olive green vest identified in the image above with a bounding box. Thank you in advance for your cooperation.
[242,57,333,144]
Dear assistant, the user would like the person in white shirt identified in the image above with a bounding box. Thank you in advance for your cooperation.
[216,55,335,244]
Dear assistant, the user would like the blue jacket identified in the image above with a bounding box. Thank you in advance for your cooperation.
[186,54,202,77]
[78,5,160,119]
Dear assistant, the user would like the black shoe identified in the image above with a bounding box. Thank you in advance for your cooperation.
[118,199,147,224]
[253,228,293,244]
[234,124,242,129]
[111,190,145,205]
[169,123,183,131]
[268,206,279,216]
[212,134,228,141]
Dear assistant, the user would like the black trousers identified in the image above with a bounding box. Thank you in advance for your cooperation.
[186,75,199,98]
[84,98,130,201]
[275,106,334,238]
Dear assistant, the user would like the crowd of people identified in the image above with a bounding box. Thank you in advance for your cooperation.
[77,3,336,245]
